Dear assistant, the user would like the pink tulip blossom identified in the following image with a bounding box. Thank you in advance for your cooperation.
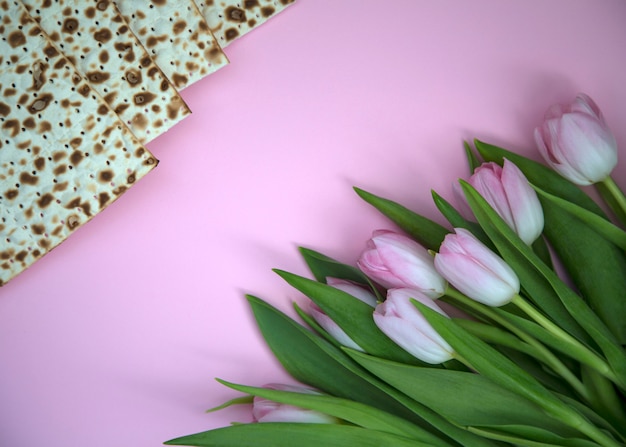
[465,159,544,245]
[357,230,446,298]
[434,228,520,306]
[373,288,454,364]
[534,93,618,185]
[252,383,338,424]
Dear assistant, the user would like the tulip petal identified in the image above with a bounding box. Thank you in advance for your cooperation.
[501,159,544,244]
[373,289,453,364]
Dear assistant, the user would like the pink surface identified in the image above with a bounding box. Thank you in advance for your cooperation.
[2,1,626,445]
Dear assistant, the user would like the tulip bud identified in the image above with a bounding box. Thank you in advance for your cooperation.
[534,93,618,185]
[252,383,338,424]
[307,278,377,351]
[357,230,446,298]
[373,288,454,364]
[434,228,519,306]
[466,159,544,245]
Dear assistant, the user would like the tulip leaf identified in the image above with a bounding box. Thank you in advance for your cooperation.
[247,295,499,447]
[345,350,578,436]
[412,301,606,441]
[596,179,626,227]
[246,295,418,419]
[298,247,371,285]
[530,236,554,271]
[354,187,449,250]
[538,201,626,345]
[165,423,442,447]
[206,396,254,413]
[430,190,491,247]
[473,140,606,216]
[461,182,626,389]
[215,380,453,446]
[464,140,482,174]
[293,302,342,347]
[274,269,421,365]
[468,425,602,447]
[532,185,626,251]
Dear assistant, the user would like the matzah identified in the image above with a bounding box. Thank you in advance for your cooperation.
[20,0,191,143]
[195,0,295,47]
[0,1,157,286]
[115,0,229,89]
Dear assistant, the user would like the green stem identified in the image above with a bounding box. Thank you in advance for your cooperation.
[511,295,619,385]
[444,288,591,402]
[598,176,626,227]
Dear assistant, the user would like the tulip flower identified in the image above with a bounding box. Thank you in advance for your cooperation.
[357,230,446,298]
[466,159,544,245]
[373,288,454,364]
[534,93,618,185]
[252,383,338,424]
[434,228,520,306]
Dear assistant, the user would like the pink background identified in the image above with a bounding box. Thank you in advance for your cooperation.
[2,1,626,445]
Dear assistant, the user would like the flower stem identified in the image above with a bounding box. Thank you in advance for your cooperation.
[598,175,626,227]
[444,288,591,401]
[511,294,619,384]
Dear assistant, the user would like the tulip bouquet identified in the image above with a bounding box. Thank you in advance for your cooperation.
[166,93,626,447]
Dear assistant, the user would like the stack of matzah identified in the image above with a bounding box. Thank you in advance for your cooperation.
[0,0,295,286]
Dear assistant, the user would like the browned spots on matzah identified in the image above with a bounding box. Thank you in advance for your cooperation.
[0,1,157,286]
[195,0,295,46]
[20,0,191,143]
[115,0,229,89]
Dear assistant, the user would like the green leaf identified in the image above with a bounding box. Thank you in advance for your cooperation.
[206,396,254,413]
[354,187,449,250]
[246,295,417,418]
[530,236,554,271]
[414,301,622,447]
[539,202,626,345]
[346,350,579,435]
[468,425,602,447]
[461,182,626,389]
[274,269,419,365]
[247,295,498,447]
[473,140,606,216]
[596,178,626,227]
[532,185,626,251]
[298,247,371,285]
[165,423,441,447]
[431,190,491,247]
[215,380,452,446]
[464,140,482,174]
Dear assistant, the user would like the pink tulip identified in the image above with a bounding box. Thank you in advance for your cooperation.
[466,159,544,245]
[373,288,454,364]
[534,93,618,185]
[307,278,377,351]
[434,228,519,306]
[252,383,338,424]
[357,230,446,298]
